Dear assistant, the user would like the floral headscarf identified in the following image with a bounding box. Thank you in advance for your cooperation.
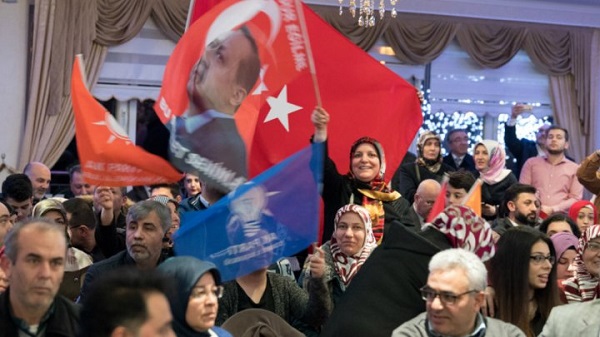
[416,131,442,173]
[568,201,598,226]
[424,205,496,262]
[330,204,378,286]
[562,225,600,302]
[347,137,400,242]
[474,140,512,185]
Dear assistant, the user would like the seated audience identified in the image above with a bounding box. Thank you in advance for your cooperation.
[319,206,495,337]
[2,174,33,222]
[79,199,171,303]
[562,225,600,302]
[568,200,598,233]
[493,184,540,237]
[78,268,176,337]
[445,170,476,206]
[300,205,377,318]
[0,219,79,336]
[473,140,518,220]
[392,249,525,336]
[550,232,579,282]
[576,149,600,219]
[539,213,581,238]
[32,199,93,301]
[490,227,560,337]
[158,256,233,337]
[397,131,454,204]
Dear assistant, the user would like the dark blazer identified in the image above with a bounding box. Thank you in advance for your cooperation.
[78,250,136,303]
[0,290,80,337]
[170,117,247,193]
[442,153,477,175]
[481,172,518,221]
[395,162,455,204]
[504,124,539,180]
[319,223,452,337]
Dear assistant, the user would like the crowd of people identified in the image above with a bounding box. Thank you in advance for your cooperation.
[0,100,599,337]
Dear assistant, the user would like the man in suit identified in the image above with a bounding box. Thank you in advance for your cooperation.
[169,26,261,194]
[539,300,600,337]
[492,183,540,237]
[442,129,477,175]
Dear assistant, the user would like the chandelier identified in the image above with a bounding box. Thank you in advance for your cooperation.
[339,0,398,27]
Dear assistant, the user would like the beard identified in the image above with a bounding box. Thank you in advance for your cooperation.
[546,148,565,155]
[514,211,537,226]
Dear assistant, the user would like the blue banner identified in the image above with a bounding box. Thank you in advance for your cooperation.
[174,143,323,281]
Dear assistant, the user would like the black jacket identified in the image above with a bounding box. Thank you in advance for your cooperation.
[0,290,80,337]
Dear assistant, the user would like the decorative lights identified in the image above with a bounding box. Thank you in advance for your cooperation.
[339,0,398,27]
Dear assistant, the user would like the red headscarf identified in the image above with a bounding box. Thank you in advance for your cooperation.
[568,200,598,225]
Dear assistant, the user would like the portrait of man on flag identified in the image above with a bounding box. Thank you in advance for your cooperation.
[168,26,261,193]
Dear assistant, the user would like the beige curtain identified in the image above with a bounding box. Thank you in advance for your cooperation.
[311,6,594,156]
[19,0,189,170]
[549,76,584,162]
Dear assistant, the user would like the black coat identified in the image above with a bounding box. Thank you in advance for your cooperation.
[442,153,478,175]
[504,124,539,180]
[319,223,452,337]
[0,290,80,337]
[395,161,455,204]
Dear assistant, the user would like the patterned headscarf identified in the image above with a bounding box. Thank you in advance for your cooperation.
[347,137,400,242]
[474,140,512,185]
[568,201,598,226]
[330,204,378,286]
[562,225,600,302]
[424,205,496,262]
[416,131,442,173]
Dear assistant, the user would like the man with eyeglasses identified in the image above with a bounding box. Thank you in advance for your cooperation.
[392,248,525,337]
[443,129,477,175]
[413,179,441,228]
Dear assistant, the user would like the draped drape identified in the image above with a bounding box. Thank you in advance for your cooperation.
[19,0,189,169]
[314,5,595,161]
[21,1,596,168]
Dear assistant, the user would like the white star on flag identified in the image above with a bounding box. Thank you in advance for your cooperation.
[252,66,269,96]
[264,85,302,132]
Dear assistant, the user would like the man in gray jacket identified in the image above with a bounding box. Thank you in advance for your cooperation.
[392,249,525,337]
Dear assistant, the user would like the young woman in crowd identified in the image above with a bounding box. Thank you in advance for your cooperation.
[539,213,581,238]
[311,107,418,243]
[158,256,232,337]
[32,198,93,301]
[396,131,454,204]
[549,232,579,282]
[490,227,559,337]
[562,225,600,302]
[568,200,598,233]
[300,204,377,314]
[473,140,518,221]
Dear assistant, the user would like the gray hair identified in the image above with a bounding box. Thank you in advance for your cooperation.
[126,200,171,234]
[4,218,68,262]
[429,248,487,291]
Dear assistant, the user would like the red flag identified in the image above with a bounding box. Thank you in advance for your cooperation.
[426,178,448,223]
[461,179,483,216]
[157,0,422,187]
[71,55,182,187]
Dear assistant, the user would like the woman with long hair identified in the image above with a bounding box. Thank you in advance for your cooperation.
[473,140,518,220]
[311,107,418,243]
[490,226,560,337]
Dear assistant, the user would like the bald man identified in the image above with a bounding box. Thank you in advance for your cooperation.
[412,179,442,228]
[23,162,51,202]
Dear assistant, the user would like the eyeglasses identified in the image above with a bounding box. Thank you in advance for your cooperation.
[586,242,600,253]
[420,286,477,305]
[529,254,555,265]
[189,285,224,301]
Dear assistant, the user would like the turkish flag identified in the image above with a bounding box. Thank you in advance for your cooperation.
[71,55,182,187]
[159,0,422,184]
[426,178,448,223]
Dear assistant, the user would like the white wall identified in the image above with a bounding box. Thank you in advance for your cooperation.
[0,0,29,181]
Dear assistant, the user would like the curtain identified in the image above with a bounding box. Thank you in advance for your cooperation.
[19,0,189,170]
[311,5,595,157]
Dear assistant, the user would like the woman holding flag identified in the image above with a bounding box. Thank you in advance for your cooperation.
[311,107,419,243]
[474,140,518,220]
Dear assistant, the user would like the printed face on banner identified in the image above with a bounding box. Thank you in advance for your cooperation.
[157,0,313,194]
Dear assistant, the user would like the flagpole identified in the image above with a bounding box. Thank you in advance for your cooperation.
[296,0,322,107]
